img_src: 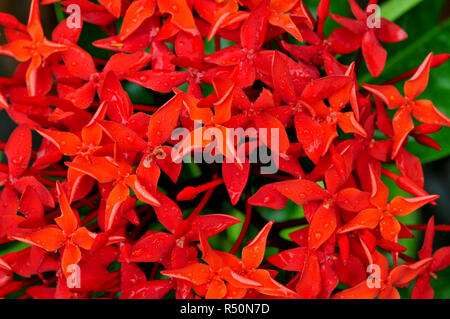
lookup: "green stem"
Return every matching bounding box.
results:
[54,3,65,23]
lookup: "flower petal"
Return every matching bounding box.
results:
[362,30,387,78]
[274,180,328,206]
[161,263,212,285]
[240,0,270,51]
[55,181,79,235]
[404,53,433,100]
[129,231,175,262]
[5,125,32,178]
[11,226,65,251]
[242,221,273,270]
[392,108,414,159]
[308,203,336,250]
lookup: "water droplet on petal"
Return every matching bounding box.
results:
[12,156,23,164]
[263,195,274,204]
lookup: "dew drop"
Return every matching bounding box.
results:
[263,195,274,204]
[12,156,23,164]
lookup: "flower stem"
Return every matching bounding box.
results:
[407,224,450,231]
[194,178,224,194]
[229,190,252,255]
[133,104,159,113]
[34,176,55,188]
[251,169,292,181]
[354,49,363,72]
[215,36,221,51]
[32,169,68,177]
[399,253,417,263]
[381,168,436,205]
[149,263,160,281]
[186,187,215,222]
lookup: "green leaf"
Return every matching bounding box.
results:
[432,267,450,299]
[177,82,188,93]
[124,81,155,105]
[0,242,31,257]
[380,0,424,21]
[204,38,215,55]
[78,23,111,60]
[225,208,245,244]
[324,0,352,37]
[255,199,304,223]
[177,162,202,183]
[220,38,236,49]
[53,3,65,23]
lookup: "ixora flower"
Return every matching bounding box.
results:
[0,0,448,300]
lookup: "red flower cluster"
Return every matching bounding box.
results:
[0,0,449,299]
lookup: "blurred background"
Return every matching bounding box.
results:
[0,0,449,297]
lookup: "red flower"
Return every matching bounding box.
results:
[162,221,297,299]
[11,182,98,280]
[67,154,160,231]
[0,0,66,95]
[363,53,450,159]
[61,49,150,109]
[411,217,450,299]
[337,165,437,264]
[203,0,273,89]
[332,250,431,299]
[328,0,407,77]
